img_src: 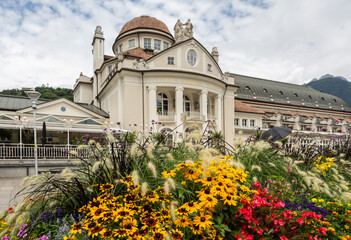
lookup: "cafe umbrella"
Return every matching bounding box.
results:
[261,126,292,142]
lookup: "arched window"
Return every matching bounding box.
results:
[244,86,251,90]
[183,95,191,114]
[157,93,169,115]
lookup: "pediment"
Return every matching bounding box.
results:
[18,98,103,118]
[146,38,223,79]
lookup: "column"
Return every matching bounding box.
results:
[175,86,184,140]
[117,77,123,127]
[215,94,222,131]
[148,86,157,125]
[200,90,208,132]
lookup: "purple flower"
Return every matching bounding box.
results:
[37,235,49,240]
[76,141,80,144]
[116,121,121,125]
[1,237,10,240]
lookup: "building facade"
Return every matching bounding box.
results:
[1,15,351,151]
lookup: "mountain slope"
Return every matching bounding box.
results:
[305,75,351,107]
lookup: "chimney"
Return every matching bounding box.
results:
[211,47,219,62]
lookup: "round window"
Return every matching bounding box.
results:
[61,106,66,112]
[187,49,197,66]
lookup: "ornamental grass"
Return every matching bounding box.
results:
[0,128,350,239]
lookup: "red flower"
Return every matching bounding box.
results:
[295,217,304,225]
[319,227,327,235]
[280,236,288,240]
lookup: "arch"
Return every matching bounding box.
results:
[157,92,169,115]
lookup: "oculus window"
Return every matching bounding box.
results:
[187,49,197,66]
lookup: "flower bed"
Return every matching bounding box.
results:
[0,129,350,239]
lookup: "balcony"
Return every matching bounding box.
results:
[157,111,175,122]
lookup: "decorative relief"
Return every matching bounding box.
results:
[133,59,149,70]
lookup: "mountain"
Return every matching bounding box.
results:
[305,74,351,107]
[0,85,73,101]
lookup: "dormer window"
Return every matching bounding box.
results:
[263,88,268,93]
[154,39,161,50]
[294,93,298,97]
[308,95,312,99]
[129,39,135,48]
[207,64,212,72]
[163,42,169,49]
[279,91,284,95]
[244,86,251,91]
[321,97,325,101]
[144,38,151,49]
[333,99,337,102]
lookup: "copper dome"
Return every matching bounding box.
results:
[119,16,172,36]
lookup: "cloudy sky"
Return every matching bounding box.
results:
[0,0,350,90]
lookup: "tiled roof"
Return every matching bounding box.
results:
[123,48,155,60]
[0,95,49,110]
[76,103,109,118]
[235,100,264,114]
[233,73,351,112]
[119,16,172,35]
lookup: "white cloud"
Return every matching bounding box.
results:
[0,0,350,91]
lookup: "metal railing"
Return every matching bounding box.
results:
[0,144,89,160]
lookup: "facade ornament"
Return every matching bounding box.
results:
[133,59,149,70]
[174,19,193,42]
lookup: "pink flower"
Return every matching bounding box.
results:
[319,227,327,235]
[280,236,288,240]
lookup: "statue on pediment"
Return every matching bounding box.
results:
[174,19,193,42]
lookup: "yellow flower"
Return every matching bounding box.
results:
[311,198,317,203]
[181,181,186,186]
[193,212,213,230]
[162,170,176,178]
[174,215,190,228]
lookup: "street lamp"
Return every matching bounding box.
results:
[26,90,41,175]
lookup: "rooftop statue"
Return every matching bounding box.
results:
[174,19,193,42]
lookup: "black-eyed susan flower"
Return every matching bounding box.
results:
[70,222,82,234]
[174,215,190,228]
[184,169,199,180]
[152,230,166,240]
[121,218,138,234]
[190,223,203,235]
[99,183,114,192]
[194,212,213,230]
[144,216,158,227]
[113,229,128,238]
[101,229,113,238]
[161,170,176,178]
[200,195,218,209]
[171,229,183,239]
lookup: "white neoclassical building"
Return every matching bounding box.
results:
[1,15,351,152]
[73,16,237,142]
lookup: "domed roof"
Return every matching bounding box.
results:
[119,16,172,36]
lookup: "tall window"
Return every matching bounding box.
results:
[157,93,168,115]
[234,118,239,126]
[163,42,169,49]
[119,44,123,53]
[108,65,112,73]
[184,95,191,114]
[242,119,247,127]
[129,39,135,48]
[154,39,161,50]
[144,38,151,49]
[250,119,255,127]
